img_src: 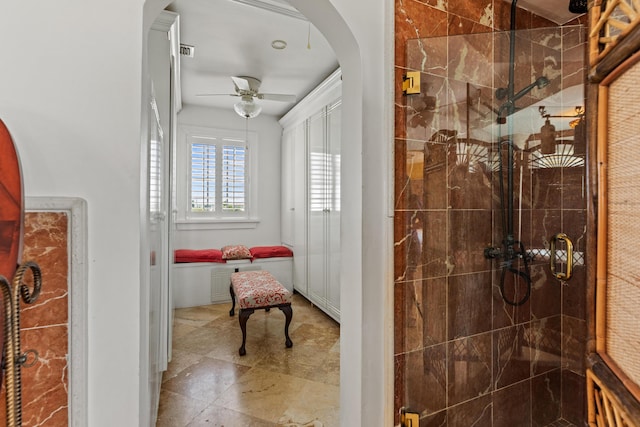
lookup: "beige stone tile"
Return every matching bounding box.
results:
[186,403,277,426]
[160,293,340,425]
[162,357,251,402]
[173,322,201,340]
[173,326,221,355]
[212,368,312,422]
[156,389,210,427]
[279,380,340,427]
[162,349,205,383]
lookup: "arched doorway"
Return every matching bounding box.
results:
[141,0,366,425]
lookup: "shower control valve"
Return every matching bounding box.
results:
[484,246,503,260]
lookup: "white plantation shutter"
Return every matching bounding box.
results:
[185,131,250,219]
[221,144,245,212]
[190,142,216,212]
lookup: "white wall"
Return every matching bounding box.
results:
[174,105,283,250]
[0,0,391,425]
[0,1,144,425]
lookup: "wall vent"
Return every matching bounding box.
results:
[179,44,195,58]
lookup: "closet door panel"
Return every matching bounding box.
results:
[307,110,327,304]
[326,101,341,313]
[292,121,308,295]
[281,128,295,247]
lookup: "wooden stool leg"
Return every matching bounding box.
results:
[229,285,236,317]
[238,308,254,356]
[279,304,293,348]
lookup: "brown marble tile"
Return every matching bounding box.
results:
[448,272,493,339]
[562,166,586,210]
[406,36,448,76]
[530,26,562,50]
[530,316,562,375]
[397,277,447,353]
[448,210,493,275]
[396,0,448,68]
[448,161,493,210]
[448,13,493,37]
[530,263,562,319]
[532,168,562,209]
[422,210,448,278]
[448,333,492,405]
[493,265,532,328]
[447,394,492,427]
[531,370,562,427]
[492,379,531,426]
[0,211,71,426]
[448,31,494,88]
[423,139,448,209]
[531,44,562,102]
[530,208,561,248]
[397,344,447,415]
[493,325,531,389]
[21,212,69,329]
[563,44,586,89]
[421,409,448,426]
[562,265,586,320]
[561,369,586,425]
[448,0,493,27]
[406,74,449,141]
[561,315,585,374]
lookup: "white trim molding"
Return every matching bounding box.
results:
[25,197,88,427]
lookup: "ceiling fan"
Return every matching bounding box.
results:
[197,76,297,118]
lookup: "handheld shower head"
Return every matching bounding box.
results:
[535,76,550,89]
[512,76,549,103]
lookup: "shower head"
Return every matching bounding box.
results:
[569,0,587,14]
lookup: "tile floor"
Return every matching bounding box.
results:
[156,293,340,427]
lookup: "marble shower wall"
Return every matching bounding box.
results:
[394,1,587,425]
[0,212,69,426]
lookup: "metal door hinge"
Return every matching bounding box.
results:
[400,407,420,427]
[402,71,421,95]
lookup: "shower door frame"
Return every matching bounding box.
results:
[588,0,640,421]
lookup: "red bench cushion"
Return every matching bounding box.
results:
[249,245,293,259]
[174,249,225,263]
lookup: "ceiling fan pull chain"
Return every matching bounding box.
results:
[307,22,311,50]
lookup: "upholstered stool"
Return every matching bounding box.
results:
[229,270,293,356]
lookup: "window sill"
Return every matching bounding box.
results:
[175,218,260,230]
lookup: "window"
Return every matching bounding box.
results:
[177,126,258,227]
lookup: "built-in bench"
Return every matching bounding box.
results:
[229,270,293,356]
[172,245,293,308]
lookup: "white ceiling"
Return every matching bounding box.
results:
[165,0,585,119]
[165,0,339,118]
[511,0,586,25]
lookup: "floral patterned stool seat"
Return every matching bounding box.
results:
[229,270,293,356]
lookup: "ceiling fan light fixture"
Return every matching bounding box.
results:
[234,96,262,118]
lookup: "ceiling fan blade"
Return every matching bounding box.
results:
[256,93,297,102]
[195,93,239,97]
[231,76,252,92]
